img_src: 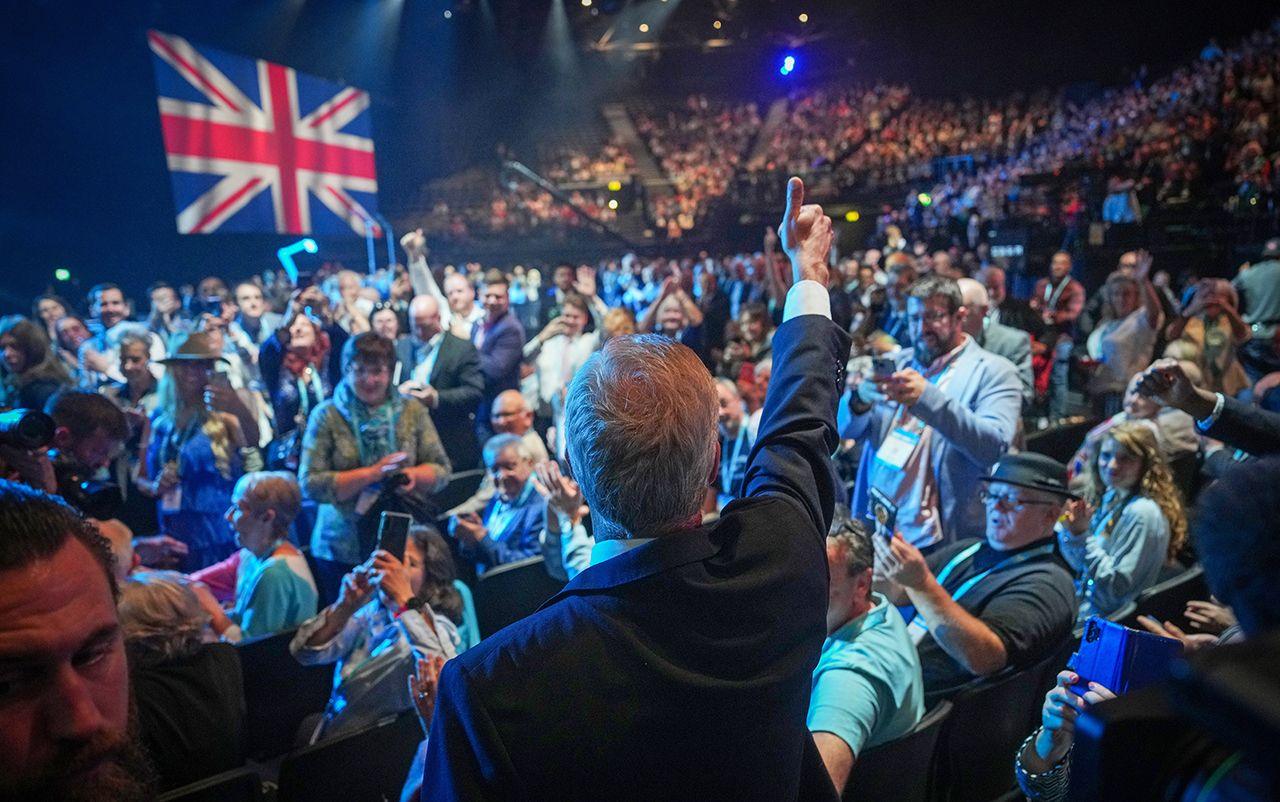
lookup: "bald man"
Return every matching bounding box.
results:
[447,390,550,517]
[958,278,1034,405]
[397,294,485,473]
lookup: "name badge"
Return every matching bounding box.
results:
[875,427,921,470]
[160,486,182,513]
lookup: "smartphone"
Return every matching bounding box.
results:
[868,487,898,541]
[1067,617,1182,698]
[376,511,413,562]
[872,356,896,381]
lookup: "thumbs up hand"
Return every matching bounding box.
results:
[778,177,832,286]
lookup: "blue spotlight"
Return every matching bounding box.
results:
[779,53,797,76]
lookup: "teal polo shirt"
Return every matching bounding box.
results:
[808,592,925,756]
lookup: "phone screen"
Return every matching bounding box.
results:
[376,511,413,561]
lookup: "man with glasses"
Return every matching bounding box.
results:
[844,274,1021,550]
[875,452,1076,699]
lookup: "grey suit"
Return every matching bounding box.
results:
[979,321,1034,405]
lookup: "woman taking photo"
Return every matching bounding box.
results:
[138,332,248,571]
[299,332,450,600]
[1058,421,1187,622]
[289,525,466,742]
[259,293,346,469]
[0,316,73,410]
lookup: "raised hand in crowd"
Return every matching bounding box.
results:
[1134,358,1217,419]
[370,548,415,610]
[778,176,831,285]
[533,459,585,526]
[408,654,446,737]
[574,265,597,298]
[400,228,428,261]
[1062,497,1094,537]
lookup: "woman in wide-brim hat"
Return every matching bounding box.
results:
[137,332,247,572]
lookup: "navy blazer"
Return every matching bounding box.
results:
[1208,395,1280,456]
[422,314,851,801]
[472,311,526,412]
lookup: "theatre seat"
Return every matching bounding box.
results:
[842,701,953,802]
[473,554,566,638]
[934,646,1067,802]
[1120,565,1209,631]
[275,711,422,802]
[156,767,261,802]
[236,628,334,760]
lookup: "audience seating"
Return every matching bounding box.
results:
[236,628,334,760]
[156,767,262,802]
[842,701,953,802]
[275,711,422,802]
[1120,566,1209,631]
[933,647,1069,802]
[473,554,566,638]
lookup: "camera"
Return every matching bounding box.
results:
[0,409,56,450]
[53,461,123,520]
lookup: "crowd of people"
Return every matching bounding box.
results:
[5,36,1280,799]
[407,20,1278,251]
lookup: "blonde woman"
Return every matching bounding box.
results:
[1058,421,1187,621]
[138,333,247,571]
[119,571,245,791]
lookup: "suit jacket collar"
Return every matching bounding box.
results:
[539,501,767,606]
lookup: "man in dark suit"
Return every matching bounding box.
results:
[471,270,526,441]
[423,178,849,800]
[397,294,484,474]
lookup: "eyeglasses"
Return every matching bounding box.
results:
[979,490,1059,512]
[906,311,953,325]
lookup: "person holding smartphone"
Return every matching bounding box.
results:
[290,525,464,743]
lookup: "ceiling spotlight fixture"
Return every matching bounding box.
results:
[443,9,452,18]
[798,12,809,23]
[639,23,650,33]
[713,20,722,29]
[581,0,591,6]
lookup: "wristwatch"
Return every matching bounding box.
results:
[395,596,426,619]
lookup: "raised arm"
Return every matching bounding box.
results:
[742,177,850,538]
[402,228,454,330]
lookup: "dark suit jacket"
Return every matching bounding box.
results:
[473,312,526,406]
[1207,396,1280,456]
[396,333,485,471]
[422,314,850,801]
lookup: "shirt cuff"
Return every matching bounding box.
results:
[1194,392,1225,432]
[783,280,832,322]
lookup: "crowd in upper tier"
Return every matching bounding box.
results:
[411,20,1278,245]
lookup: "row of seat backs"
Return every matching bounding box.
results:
[158,711,422,802]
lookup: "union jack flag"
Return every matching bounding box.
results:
[148,30,380,237]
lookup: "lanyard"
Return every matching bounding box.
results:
[908,541,1057,630]
[295,367,323,425]
[721,421,749,490]
[1044,277,1071,310]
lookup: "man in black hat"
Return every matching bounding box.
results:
[875,451,1076,699]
